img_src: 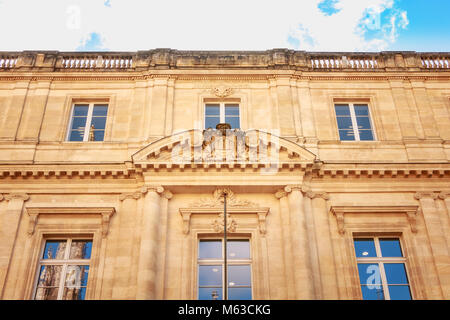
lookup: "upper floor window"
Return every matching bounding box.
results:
[205,103,240,129]
[353,237,412,300]
[335,103,375,141]
[67,103,108,141]
[198,239,252,300]
[34,238,92,300]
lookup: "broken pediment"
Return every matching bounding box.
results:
[132,129,317,171]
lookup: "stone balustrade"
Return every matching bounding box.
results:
[0,49,448,71]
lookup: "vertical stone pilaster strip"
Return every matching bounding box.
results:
[136,185,164,299]
[310,192,339,299]
[415,192,450,299]
[155,190,173,299]
[303,190,322,299]
[275,189,296,299]
[0,193,29,298]
[112,192,141,299]
[285,185,314,299]
[437,193,450,255]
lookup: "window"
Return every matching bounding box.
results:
[335,103,375,141]
[198,239,252,300]
[67,103,108,141]
[34,238,92,300]
[353,237,412,300]
[205,103,240,129]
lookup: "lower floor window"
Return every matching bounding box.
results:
[198,239,252,300]
[34,238,92,300]
[353,237,412,300]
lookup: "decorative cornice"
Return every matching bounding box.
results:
[5,193,29,202]
[26,207,116,237]
[414,192,439,200]
[330,205,420,235]
[179,206,269,235]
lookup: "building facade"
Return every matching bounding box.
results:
[0,49,449,300]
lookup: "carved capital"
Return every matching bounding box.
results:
[0,194,3,201]
[438,192,450,200]
[162,190,173,200]
[284,184,302,193]
[275,189,288,199]
[306,191,330,200]
[119,191,142,201]
[141,185,164,195]
[5,193,29,202]
[414,192,438,200]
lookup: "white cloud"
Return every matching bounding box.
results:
[0,0,408,52]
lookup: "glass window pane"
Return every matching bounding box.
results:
[205,117,220,129]
[336,116,353,130]
[69,130,84,141]
[70,117,87,131]
[228,265,251,287]
[205,105,220,115]
[384,263,409,284]
[227,240,250,259]
[339,129,355,141]
[199,287,222,300]
[354,105,369,116]
[73,105,89,116]
[90,116,107,130]
[379,239,403,257]
[43,241,67,259]
[93,130,105,141]
[388,285,411,300]
[70,240,92,259]
[335,105,350,116]
[225,105,239,116]
[35,287,59,300]
[361,285,385,300]
[357,264,382,287]
[37,265,63,287]
[228,287,252,300]
[65,265,90,287]
[198,265,222,286]
[93,105,108,116]
[356,116,372,130]
[225,116,240,129]
[354,239,377,257]
[63,287,87,300]
[358,130,374,141]
[199,240,222,259]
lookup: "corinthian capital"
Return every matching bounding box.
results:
[275,189,288,199]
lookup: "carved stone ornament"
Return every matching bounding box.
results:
[212,86,234,98]
[211,213,237,233]
[191,187,255,208]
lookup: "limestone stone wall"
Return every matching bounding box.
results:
[0,50,449,300]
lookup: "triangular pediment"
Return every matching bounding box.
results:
[132,129,316,170]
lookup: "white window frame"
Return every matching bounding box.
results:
[197,238,252,300]
[66,103,108,142]
[354,236,411,300]
[204,103,240,129]
[336,103,376,141]
[33,237,92,300]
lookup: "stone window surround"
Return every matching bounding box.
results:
[23,206,115,300]
[60,95,116,143]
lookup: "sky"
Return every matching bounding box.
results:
[0,0,449,52]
